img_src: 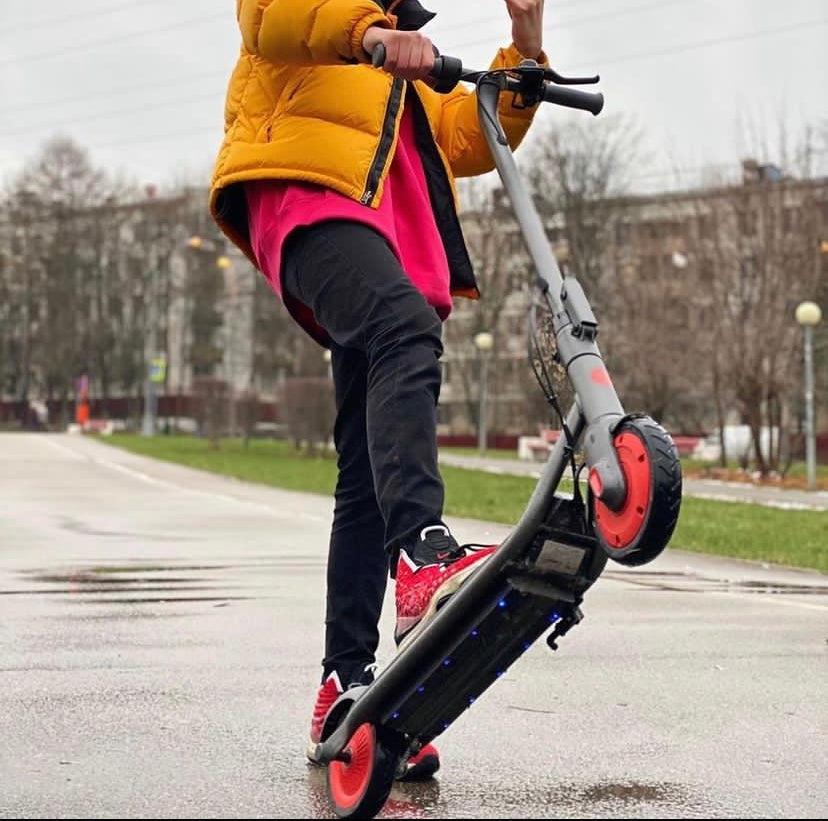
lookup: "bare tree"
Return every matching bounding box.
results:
[0,186,42,422]
[523,112,647,310]
[447,114,653,437]
[524,113,670,430]
[279,376,335,455]
[458,114,655,434]
[697,156,826,475]
[603,196,715,432]
[449,177,535,432]
[193,376,230,449]
[1,138,128,423]
[253,289,328,386]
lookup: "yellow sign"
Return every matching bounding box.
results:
[150,358,167,383]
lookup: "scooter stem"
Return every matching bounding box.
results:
[475,77,628,510]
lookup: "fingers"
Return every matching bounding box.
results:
[504,0,544,14]
[504,0,544,58]
[368,29,435,81]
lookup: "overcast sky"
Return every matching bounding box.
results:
[1,0,825,194]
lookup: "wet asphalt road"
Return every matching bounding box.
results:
[1,432,826,819]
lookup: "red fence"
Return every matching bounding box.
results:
[0,395,279,427]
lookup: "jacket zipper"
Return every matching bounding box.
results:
[407,89,478,298]
[360,77,405,205]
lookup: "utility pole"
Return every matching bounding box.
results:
[17,191,35,425]
[142,263,159,437]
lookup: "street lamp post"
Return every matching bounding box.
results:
[474,331,494,455]
[220,254,239,436]
[795,300,823,491]
[188,235,238,434]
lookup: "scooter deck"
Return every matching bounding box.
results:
[383,572,584,743]
[315,493,606,763]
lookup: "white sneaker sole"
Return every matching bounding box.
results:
[306,739,321,763]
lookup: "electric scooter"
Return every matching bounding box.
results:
[312,47,683,819]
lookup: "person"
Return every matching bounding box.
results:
[30,398,49,431]
[210,0,548,780]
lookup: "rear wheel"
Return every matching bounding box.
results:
[327,723,401,819]
[591,416,682,567]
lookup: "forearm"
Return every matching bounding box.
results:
[434,44,548,178]
[238,0,391,65]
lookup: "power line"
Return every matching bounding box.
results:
[442,0,694,42]
[0,11,228,66]
[0,0,671,93]
[3,71,224,116]
[578,17,827,71]
[1,0,615,40]
[443,15,827,58]
[0,0,172,38]
[3,2,820,112]
[5,5,820,131]
[0,0,614,62]
[1,93,222,138]
[3,18,825,150]
[91,125,223,151]
[430,0,643,36]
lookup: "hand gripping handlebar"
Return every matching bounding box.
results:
[371,43,604,116]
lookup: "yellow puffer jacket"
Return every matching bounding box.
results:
[210,0,545,298]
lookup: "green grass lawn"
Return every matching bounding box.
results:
[100,434,827,574]
[445,448,828,485]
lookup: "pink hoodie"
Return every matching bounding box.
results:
[245,104,453,342]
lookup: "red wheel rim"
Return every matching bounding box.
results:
[329,723,374,810]
[594,431,652,550]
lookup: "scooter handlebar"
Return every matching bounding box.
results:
[372,43,603,115]
[371,43,461,93]
[542,83,604,116]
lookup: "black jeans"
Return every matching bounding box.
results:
[282,220,449,684]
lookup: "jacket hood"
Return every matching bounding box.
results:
[383,0,436,30]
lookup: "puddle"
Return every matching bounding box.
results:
[3,556,323,604]
[604,569,828,596]
[575,780,686,804]
[2,564,249,606]
[305,766,442,819]
[68,595,249,605]
[304,768,707,819]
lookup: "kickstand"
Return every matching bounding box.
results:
[545,605,584,651]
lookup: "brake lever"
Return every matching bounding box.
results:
[544,68,600,85]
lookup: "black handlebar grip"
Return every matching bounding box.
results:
[543,84,604,116]
[372,43,387,68]
[430,54,463,93]
[371,43,462,93]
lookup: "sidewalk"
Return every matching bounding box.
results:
[438,453,828,512]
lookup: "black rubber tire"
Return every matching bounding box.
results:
[591,415,682,567]
[327,723,401,819]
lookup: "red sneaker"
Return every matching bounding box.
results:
[306,669,440,780]
[395,525,496,647]
[307,671,345,756]
[396,742,440,781]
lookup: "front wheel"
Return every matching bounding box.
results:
[327,723,401,819]
[591,416,682,567]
